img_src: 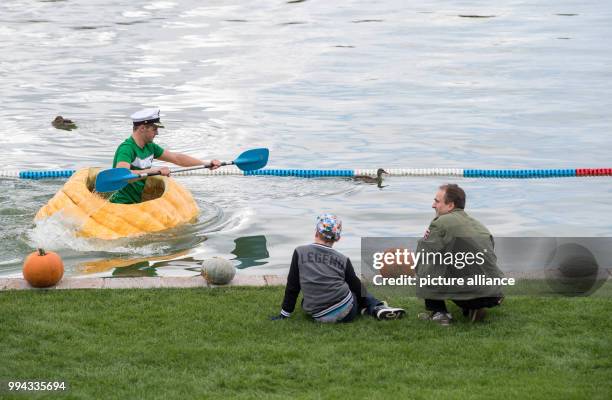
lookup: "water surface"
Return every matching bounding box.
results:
[1,0,611,277]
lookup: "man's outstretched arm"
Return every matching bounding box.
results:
[158,150,220,169]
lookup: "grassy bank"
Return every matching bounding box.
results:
[1,287,610,399]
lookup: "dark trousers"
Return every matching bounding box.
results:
[340,293,383,323]
[425,297,503,314]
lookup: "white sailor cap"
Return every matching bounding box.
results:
[130,107,165,128]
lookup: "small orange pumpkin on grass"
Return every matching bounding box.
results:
[23,248,64,288]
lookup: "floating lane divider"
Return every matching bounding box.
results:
[0,170,77,180]
[2,168,611,180]
[244,169,355,177]
[177,167,612,178]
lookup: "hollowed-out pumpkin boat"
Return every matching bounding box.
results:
[35,168,199,240]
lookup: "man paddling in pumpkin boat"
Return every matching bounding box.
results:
[271,214,406,323]
[109,108,221,204]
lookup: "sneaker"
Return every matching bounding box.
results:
[418,311,452,326]
[373,305,406,320]
[468,308,487,323]
[362,301,388,316]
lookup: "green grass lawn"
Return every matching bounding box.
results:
[0,287,610,399]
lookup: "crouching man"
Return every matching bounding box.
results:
[271,214,405,323]
[416,184,504,326]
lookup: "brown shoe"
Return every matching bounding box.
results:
[469,308,487,323]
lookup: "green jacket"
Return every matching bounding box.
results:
[415,209,504,300]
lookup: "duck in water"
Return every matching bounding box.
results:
[52,116,77,131]
[354,168,388,188]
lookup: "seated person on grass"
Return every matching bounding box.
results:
[271,214,405,323]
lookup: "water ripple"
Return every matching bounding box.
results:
[0,0,610,276]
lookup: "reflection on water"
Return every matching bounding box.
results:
[231,235,270,269]
[78,250,191,274]
[111,261,156,277]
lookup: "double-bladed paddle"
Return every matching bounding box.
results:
[95,148,269,193]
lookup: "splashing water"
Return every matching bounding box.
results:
[28,212,172,255]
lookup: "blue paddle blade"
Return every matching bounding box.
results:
[95,168,140,192]
[234,148,269,171]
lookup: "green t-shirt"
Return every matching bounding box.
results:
[109,137,164,204]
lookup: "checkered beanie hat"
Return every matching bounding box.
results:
[316,213,342,241]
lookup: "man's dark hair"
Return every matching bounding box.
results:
[440,184,466,209]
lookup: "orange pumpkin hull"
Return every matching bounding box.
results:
[35,168,200,240]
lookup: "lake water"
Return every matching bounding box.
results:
[1,0,611,278]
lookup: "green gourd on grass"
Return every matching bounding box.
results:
[201,257,236,285]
